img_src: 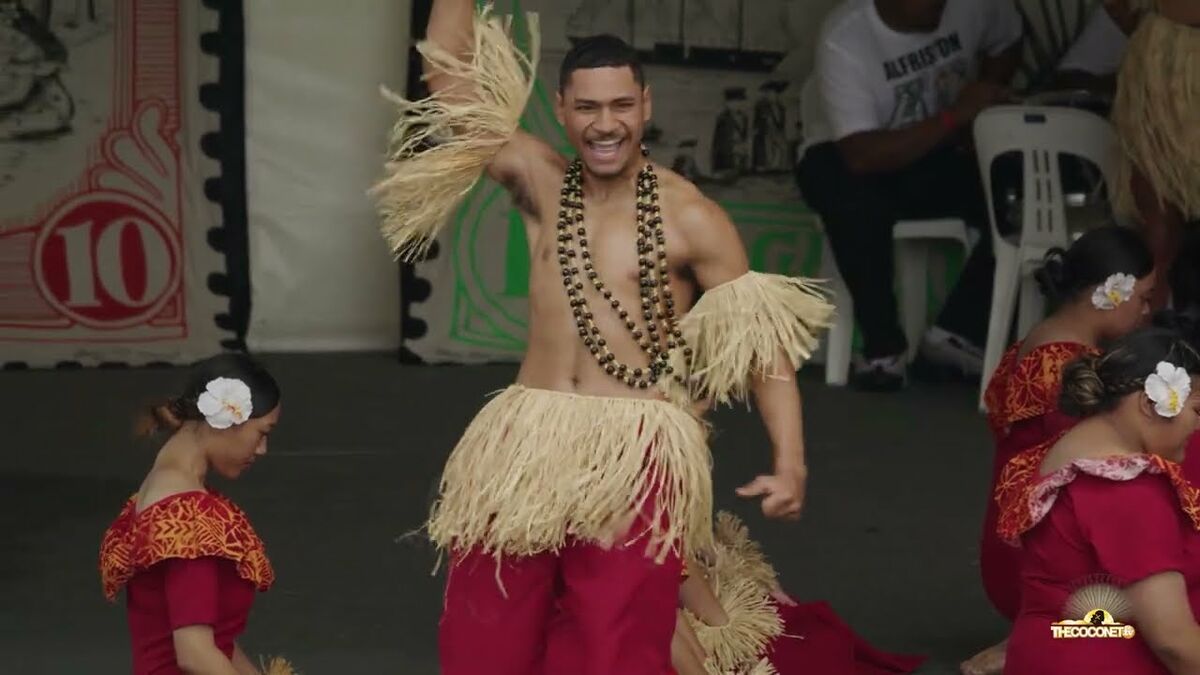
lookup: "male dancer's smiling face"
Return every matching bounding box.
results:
[556,65,651,179]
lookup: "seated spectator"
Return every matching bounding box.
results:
[796,0,1022,391]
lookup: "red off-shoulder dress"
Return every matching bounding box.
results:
[980,341,1095,619]
[997,448,1200,675]
[99,490,274,675]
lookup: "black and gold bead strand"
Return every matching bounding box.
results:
[555,159,690,389]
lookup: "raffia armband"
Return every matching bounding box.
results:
[662,272,834,407]
[371,7,540,260]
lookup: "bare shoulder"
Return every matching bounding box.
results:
[657,166,740,247]
[657,166,749,285]
[1044,420,1129,474]
[136,467,203,513]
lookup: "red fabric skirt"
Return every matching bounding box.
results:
[667,600,926,675]
[766,601,926,675]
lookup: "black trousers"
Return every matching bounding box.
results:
[796,142,994,359]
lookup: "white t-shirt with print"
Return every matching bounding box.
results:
[800,0,1023,155]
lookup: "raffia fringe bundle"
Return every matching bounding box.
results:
[426,385,713,563]
[663,272,834,408]
[1112,11,1200,220]
[370,6,540,261]
[260,656,297,675]
[686,512,785,675]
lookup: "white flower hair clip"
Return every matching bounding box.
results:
[1144,362,1191,418]
[1091,273,1136,311]
[196,377,253,429]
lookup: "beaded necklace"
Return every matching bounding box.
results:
[555,158,692,389]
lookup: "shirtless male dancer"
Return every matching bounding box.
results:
[372,2,834,673]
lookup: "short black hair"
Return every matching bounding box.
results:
[559,34,644,92]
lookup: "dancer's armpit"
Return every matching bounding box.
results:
[488,131,566,220]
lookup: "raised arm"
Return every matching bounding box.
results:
[423,0,560,218]
[423,0,479,96]
[373,0,557,258]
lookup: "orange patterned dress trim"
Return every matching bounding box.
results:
[984,342,1096,438]
[996,442,1200,546]
[99,490,274,601]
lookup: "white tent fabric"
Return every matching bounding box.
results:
[245,0,409,352]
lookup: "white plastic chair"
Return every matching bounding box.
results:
[803,75,972,385]
[972,105,1119,408]
[822,218,970,386]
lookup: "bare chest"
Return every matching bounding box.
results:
[530,199,689,307]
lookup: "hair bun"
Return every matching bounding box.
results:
[134,398,185,437]
[1059,353,1106,417]
[1035,248,1070,303]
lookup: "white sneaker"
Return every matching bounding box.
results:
[852,353,907,392]
[920,326,984,377]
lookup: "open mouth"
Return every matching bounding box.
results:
[587,138,624,161]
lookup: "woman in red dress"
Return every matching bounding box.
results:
[996,326,1200,674]
[99,354,291,675]
[964,226,1155,675]
[670,513,926,675]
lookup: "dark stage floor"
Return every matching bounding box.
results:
[1,355,1003,674]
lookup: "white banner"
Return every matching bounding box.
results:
[244,0,409,353]
[0,0,229,366]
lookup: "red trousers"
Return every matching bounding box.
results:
[439,526,682,674]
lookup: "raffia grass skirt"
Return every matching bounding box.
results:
[426,385,713,563]
[1112,12,1200,220]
